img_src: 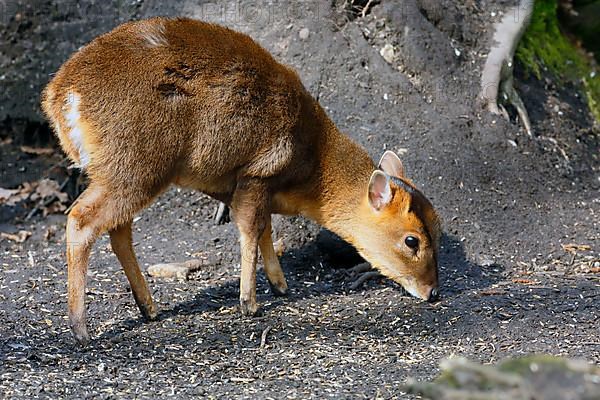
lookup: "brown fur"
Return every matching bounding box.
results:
[42,17,441,345]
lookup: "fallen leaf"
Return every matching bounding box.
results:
[22,181,36,191]
[44,225,58,241]
[0,230,32,243]
[0,187,19,202]
[0,182,37,206]
[33,179,68,203]
[20,145,54,156]
[43,201,67,216]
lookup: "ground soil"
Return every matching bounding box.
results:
[0,0,598,399]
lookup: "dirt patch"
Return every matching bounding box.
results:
[0,0,598,398]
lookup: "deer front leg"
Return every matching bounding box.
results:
[231,180,268,316]
[109,221,157,321]
[238,231,260,315]
[259,218,288,296]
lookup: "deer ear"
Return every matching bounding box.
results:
[378,150,404,178]
[368,171,392,211]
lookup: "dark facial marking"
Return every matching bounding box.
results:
[390,176,435,247]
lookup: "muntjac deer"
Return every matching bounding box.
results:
[42,17,441,345]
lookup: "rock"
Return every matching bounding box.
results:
[404,355,600,400]
[379,43,395,64]
[299,28,310,40]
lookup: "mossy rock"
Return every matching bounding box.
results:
[560,0,600,63]
[404,355,600,400]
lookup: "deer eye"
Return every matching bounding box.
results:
[405,235,419,249]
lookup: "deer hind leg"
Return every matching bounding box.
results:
[66,183,156,345]
[259,218,288,296]
[109,221,157,321]
[66,185,110,345]
[231,180,269,316]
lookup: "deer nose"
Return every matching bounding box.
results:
[427,287,439,303]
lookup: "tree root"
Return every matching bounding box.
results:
[480,0,534,136]
[346,262,383,290]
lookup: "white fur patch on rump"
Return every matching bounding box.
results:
[65,91,91,168]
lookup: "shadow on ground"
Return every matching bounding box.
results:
[80,231,505,345]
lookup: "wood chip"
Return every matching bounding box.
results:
[561,243,592,253]
[147,259,205,279]
[0,230,32,243]
[230,377,255,383]
[512,278,538,285]
[478,289,505,296]
[20,145,54,155]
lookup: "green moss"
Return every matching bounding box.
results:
[583,75,600,122]
[516,0,600,123]
[498,354,567,375]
